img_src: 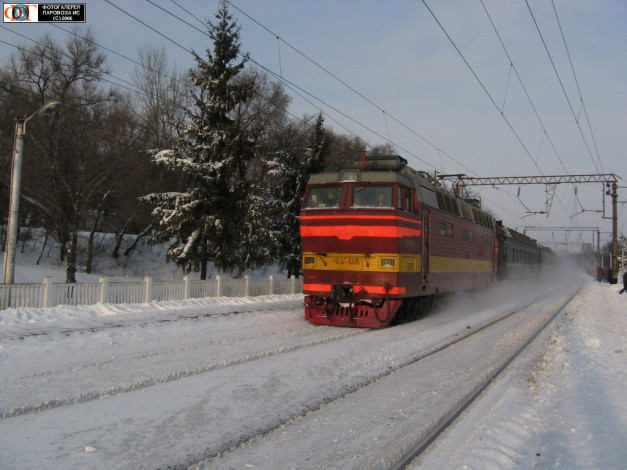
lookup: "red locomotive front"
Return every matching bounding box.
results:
[300,155,497,328]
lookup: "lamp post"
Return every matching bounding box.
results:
[2,100,61,284]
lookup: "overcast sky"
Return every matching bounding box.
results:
[1,0,626,249]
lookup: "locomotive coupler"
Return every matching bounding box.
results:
[331,284,354,303]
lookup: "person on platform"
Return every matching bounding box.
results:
[620,270,627,294]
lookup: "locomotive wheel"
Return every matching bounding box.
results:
[391,297,434,325]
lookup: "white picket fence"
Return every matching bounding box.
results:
[0,275,302,310]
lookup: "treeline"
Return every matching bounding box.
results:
[0,1,391,282]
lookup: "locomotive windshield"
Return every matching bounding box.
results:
[352,185,393,208]
[305,186,342,208]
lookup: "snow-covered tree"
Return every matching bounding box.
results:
[143,0,256,279]
[265,113,330,277]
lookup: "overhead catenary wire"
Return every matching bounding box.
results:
[421,0,544,177]
[2,1,614,232]
[477,0,574,221]
[139,0,440,171]
[2,11,354,146]
[0,3,547,226]
[224,0,474,175]
[422,0,585,225]
[524,0,602,174]
[224,4,553,227]
[479,0,569,175]
[101,0,422,165]
[550,0,604,173]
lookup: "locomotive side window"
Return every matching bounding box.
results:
[420,186,438,208]
[436,191,461,216]
[460,202,474,220]
[440,222,453,238]
[397,187,412,211]
[352,186,393,208]
[306,186,342,208]
[402,188,412,212]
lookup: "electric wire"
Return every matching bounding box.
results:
[2,13,350,147]
[551,0,604,173]
[479,0,569,175]
[151,0,579,227]
[2,2,615,235]
[422,0,580,225]
[478,0,572,222]
[225,0,474,175]
[0,4,551,227]
[100,0,410,163]
[524,0,601,173]
[143,0,440,170]
[421,0,544,177]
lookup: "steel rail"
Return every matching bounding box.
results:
[388,283,584,470]
[200,284,582,466]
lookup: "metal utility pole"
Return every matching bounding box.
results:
[3,100,61,284]
[610,181,618,282]
[446,173,620,284]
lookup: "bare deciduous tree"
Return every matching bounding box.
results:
[0,32,144,282]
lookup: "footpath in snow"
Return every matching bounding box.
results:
[415,279,627,469]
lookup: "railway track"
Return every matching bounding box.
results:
[391,283,584,470]
[199,282,583,469]
[0,306,364,419]
[0,282,582,469]
[0,298,304,341]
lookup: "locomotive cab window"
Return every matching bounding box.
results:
[352,185,393,208]
[305,186,342,208]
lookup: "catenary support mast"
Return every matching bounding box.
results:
[446,174,619,284]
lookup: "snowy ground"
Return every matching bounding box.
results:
[0,276,624,468]
[0,246,625,468]
[413,278,627,469]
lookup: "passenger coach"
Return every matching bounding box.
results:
[300,155,498,327]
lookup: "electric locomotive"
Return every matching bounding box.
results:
[300,155,498,327]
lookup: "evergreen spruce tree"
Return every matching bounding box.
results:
[143,0,256,279]
[266,113,330,277]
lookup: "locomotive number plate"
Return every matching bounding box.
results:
[332,257,361,266]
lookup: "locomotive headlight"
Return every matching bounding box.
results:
[380,257,397,268]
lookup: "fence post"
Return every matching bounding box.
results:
[290,275,296,294]
[244,275,250,297]
[0,284,7,310]
[144,276,152,303]
[42,276,52,308]
[269,275,274,295]
[216,275,221,297]
[183,275,190,300]
[99,276,108,304]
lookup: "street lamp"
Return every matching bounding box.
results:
[2,100,61,284]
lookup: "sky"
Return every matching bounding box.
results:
[1,0,626,250]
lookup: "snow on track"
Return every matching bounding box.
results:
[3,277,623,469]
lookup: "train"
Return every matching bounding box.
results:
[299,155,548,328]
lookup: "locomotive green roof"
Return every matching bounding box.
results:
[307,155,436,190]
[306,155,496,229]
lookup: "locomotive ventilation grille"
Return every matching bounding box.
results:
[327,305,371,318]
